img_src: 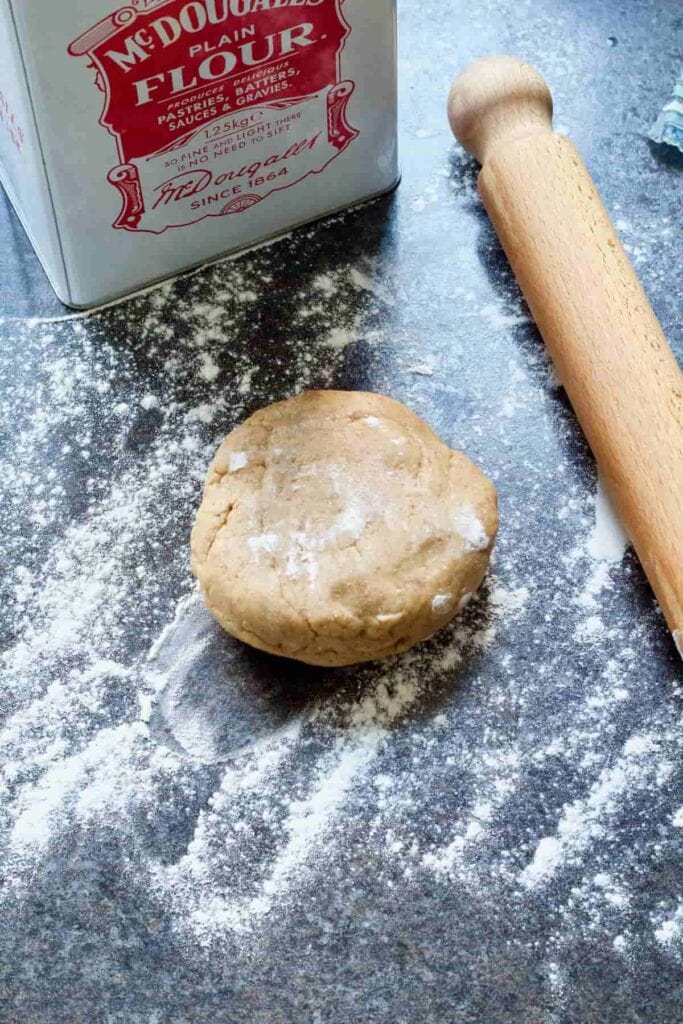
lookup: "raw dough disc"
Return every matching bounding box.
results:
[191,390,498,667]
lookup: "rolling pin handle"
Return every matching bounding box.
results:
[448,56,554,164]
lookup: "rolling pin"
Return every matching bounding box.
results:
[447,56,683,656]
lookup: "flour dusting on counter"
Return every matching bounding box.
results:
[0,202,681,995]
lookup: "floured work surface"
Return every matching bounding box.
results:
[0,1,682,1021]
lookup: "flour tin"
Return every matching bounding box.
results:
[0,0,397,307]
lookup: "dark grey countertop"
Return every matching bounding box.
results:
[1,2,682,1022]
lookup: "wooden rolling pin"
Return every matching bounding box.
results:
[448,56,683,656]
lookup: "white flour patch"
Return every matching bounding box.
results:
[181,730,382,936]
[410,182,439,212]
[574,614,606,642]
[238,366,256,395]
[521,733,666,889]
[568,474,633,645]
[479,304,530,331]
[654,906,683,947]
[312,273,336,297]
[407,362,434,377]
[499,361,533,419]
[229,452,249,473]
[488,585,530,616]
[198,352,221,382]
[576,561,612,610]
[326,327,356,350]
[248,533,280,554]
[453,505,489,552]
[588,477,628,563]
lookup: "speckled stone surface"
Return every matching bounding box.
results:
[1,2,682,1023]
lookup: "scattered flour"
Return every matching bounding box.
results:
[574,614,606,642]
[407,362,434,377]
[312,273,336,297]
[479,304,531,331]
[237,366,256,395]
[571,474,632,643]
[326,327,356,350]
[588,476,629,563]
[0,228,679,976]
[198,351,221,383]
[654,906,683,947]
[521,733,666,888]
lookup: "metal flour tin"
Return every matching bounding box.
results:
[0,0,398,307]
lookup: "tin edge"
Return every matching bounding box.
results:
[6,0,74,305]
[0,172,72,305]
[61,173,402,311]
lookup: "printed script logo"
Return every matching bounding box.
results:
[68,0,358,233]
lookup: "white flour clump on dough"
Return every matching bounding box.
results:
[453,504,489,552]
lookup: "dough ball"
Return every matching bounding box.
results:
[191,391,498,667]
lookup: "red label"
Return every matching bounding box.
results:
[68,0,358,233]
